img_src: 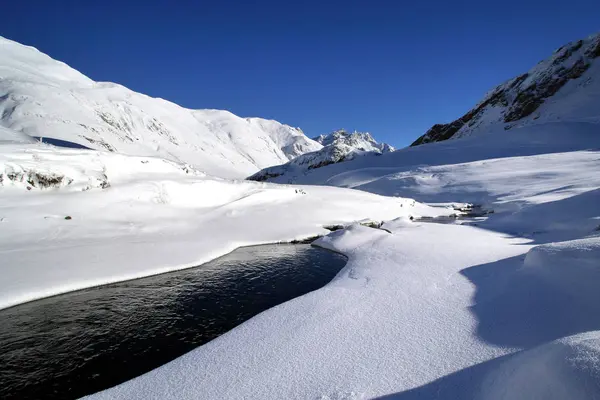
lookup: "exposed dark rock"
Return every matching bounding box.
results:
[81,135,116,152]
[289,235,322,244]
[585,40,600,58]
[248,171,283,182]
[411,33,599,146]
[307,159,337,170]
[504,58,590,122]
[27,172,64,189]
[410,78,517,146]
[553,40,583,65]
[323,224,345,231]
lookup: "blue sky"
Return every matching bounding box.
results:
[2,0,599,147]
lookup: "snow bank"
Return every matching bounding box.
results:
[480,331,600,400]
[523,235,600,304]
[86,118,600,399]
[88,220,530,400]
[0,143,446,310]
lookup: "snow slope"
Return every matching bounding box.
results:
[412,32,600,145]
[249,129,394,182]
[88,119,600,399]
[0,36,322,178]
[3,32,600,400]
[242,33,600,187]
[0,139,443,310]
[253,121,600,187]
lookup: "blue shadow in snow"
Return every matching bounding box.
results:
[34,137,92,150]
[374,250,600,399]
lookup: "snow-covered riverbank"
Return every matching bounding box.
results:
[2,127,600,399]
[86,136,600,399]
[0,142,445,310]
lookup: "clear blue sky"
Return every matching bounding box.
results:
[2,0,599,147]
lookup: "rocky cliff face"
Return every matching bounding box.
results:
[412,32,600,146]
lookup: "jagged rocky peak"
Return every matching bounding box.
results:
[412,32,600,146]
[248,129,394,182]
[312,129,395,153]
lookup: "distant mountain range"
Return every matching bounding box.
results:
[248,129,394,182]
[2,31,598,181]
[249,31,600,186]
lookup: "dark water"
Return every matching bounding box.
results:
[0,244,347,400]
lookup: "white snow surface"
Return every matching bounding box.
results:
[313,129,394,152]
[87,120,600,399]
[2,33,600,400]
[0,140,442,310]
[0,36,322,178]
[249,129,394,181]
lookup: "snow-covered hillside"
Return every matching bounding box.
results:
[248,129,394,181]
[0,135,440,310]
[412,32,600,145]
[251,33,600,187]
[0,37,321,178]
[247,121,600,186]
[3,30,600,400]
[88,119,600,399]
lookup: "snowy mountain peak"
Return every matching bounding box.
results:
[248,129,394,182]
[0,36,321,178]
[412,32,600,146]
[312,129,394,152]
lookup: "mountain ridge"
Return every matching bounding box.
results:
[411,32,600,146]
[0,36,322,178]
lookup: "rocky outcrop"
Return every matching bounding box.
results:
[412,32,600,146]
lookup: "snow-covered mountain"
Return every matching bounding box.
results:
[4,30,600,400]
[252,32,600,186]
[312,129,394,152]
[412,32,600,145]
[0,37,321,178]
[248,129,394,181]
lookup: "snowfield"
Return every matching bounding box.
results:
[1,122,599,399]
[1,33,600,400]
[0,140,444,310]
[83,120,600,399]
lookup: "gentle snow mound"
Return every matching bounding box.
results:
[481,331,600,400]
[0,141,444,310]
[523,236,600,303]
